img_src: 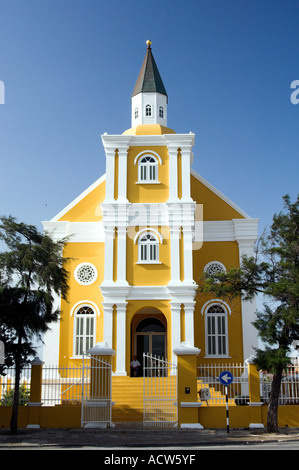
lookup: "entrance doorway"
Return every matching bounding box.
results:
[132,315,167,376]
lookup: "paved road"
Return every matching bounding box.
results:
[1,425,299,453]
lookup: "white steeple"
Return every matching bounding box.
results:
[131,40,168,128]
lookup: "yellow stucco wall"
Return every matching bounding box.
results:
[191,174,245,221]
[59,242,105,366]
[59,179,105,222]
[193,241,244,363]
[127,146,169,203]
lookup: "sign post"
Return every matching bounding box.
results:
[219,371,233,433]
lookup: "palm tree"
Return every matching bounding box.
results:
[0,216,69,434]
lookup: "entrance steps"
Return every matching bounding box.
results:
[111,376,236,423]
[111,375,177,422]
[197,379,236,406]
[112,376,144,422]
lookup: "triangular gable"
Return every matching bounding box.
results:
[191,169,250,220]
[51,174,106,222]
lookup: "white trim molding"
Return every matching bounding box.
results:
[70,301,100,317]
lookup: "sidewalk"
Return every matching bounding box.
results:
[1,423,299,448]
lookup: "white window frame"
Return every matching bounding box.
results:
[73,305,96,357]
[145,104,152,116]
[204,261,226,277]
[138,155,159,183]
[159,106,164,118]
[134,228,163,264]
[74,262,98,286]
[134,107,139,119]
[202,301,230,358]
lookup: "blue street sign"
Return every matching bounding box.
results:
[219,370,233,385]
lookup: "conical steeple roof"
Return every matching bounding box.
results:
[132,41,167,100]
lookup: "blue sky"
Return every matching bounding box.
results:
[0,0,298,234]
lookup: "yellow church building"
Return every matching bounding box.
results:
[42,41,259,376]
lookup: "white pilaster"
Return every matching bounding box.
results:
[182,225,194,284]
[117,145,129,203]
[117,224,128,285]
[103,147,116,203]
[180,145,193,202]
[167,145,179,203]
[233,219,259,360]
[184,301,196,346]
[103,302,114,349]
[103,226,115,285]
[169,227,181,284]
[170,302,181,367]
[115,302,127,375]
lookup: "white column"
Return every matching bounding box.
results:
[169,227,181,285]
[182,225,194,284]
[167,146,179,202]
[104,147,116,203]
[180,145,192,202]
[117,145,129,203]
[117,225,128,286]
[233,219,259,360]
[115,302,127,375]
[103,302,114,349]
[170,302,181,367]
[237,239,259,360]
[184,301,196,347]
[103,226,115,285]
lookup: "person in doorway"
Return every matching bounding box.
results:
[130,356,141,377]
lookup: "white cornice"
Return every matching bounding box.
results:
[42,221,105,243]
[42,218,258,243]
[101,132,195,148]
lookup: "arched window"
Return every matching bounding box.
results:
[138,155,158,182]
[205,304,228,357]
[159,106,164,118]
[74,305,96,356]
[138,232,159,263]
[134,108,139,119]
[145,104,152,117]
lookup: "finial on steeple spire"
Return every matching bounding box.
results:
[146,39,152,49]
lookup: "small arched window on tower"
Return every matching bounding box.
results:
[139,155,158,182]
[145,104,152,117]
[138,232,159,263]
[134,108,139,119]
[159,106,164,118]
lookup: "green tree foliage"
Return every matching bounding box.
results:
[0,216,69,434]
[198,195,299,433]
[0,385,30,406]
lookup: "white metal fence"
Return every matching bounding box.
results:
[260,362,299,405]
[0,366,31,405]
[41,364,84,406]
[81,353,113,428]
[143,354,177,427]
[197,363,250,405]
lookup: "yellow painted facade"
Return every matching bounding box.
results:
[42,43,259,377]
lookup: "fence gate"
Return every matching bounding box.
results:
[143,354,177,427]
[81,352,113,428]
